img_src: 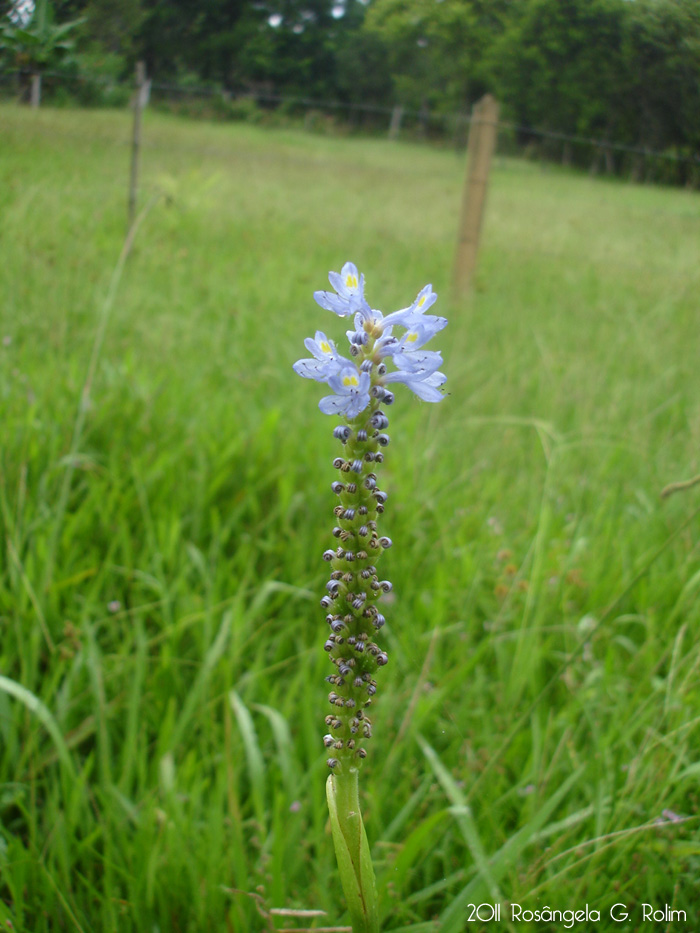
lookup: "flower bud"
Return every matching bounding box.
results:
[370,412,389,430]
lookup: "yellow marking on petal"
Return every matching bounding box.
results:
[345,274,358,289]
[320,341,331,353]
[407,332,419,343]
[343,375,359,387]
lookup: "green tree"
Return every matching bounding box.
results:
[82,0,143,60]
[365,0,512,112]
[0,0,83,104]
[235,0,342,98]
[487,0,626,139]
[620,0,700,155]
[335,28,393,109]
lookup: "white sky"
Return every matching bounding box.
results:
[10,0,35,26]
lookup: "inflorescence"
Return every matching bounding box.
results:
[294,262,448,773]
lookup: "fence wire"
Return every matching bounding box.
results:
[2,68,699,184]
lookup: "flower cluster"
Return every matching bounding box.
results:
[294,263,448,773]
[293,261,447,414]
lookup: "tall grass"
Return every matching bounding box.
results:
[1,104,700,931]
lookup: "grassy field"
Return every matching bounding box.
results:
[1,103,700,932]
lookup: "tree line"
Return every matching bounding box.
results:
[2,0,699,176]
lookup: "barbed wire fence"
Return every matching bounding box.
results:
[2,64,699,180]
[3,64,699,293]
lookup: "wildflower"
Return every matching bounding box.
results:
[381,283,447,332]
[293,330,343,381]
[384,366,447,402]
[297,262,447,411]
[293,261,448,933]
[318,364,371,417]
[377,321,445,362]
[314,261,371,319]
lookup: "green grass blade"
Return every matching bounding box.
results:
[0,674,75,779]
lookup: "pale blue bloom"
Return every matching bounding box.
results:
[319,364,371,417]
[381,284,447,332]
[297,262,448,408]
[392,348,443,375]
[305,330,340,362]
[383,344,446,402]
[377,321,444,360]
[314,262,371,318]
[293,331,345,381]
[384,367,447,402]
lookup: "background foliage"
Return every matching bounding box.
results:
[1,0,700,167]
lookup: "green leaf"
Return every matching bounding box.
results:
[0,674,75,779]
[326,770,380,933]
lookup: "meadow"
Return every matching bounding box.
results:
[1,104,700,931]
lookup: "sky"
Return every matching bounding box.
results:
[10,0,35,26]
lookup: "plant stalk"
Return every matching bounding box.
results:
[326,767,379,933]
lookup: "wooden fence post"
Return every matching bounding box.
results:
[30,72,42,108]
[452,94,499,298]
[128,61,147,231]
[388,105,404,140]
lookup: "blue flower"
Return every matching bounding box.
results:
[381,285,447,333]
[393,348,444,374]
[382,342,446,402]
[384,366,447,402]
[314,262,371,318]
[305,330,340,361]
[377,321,444,361]
[319,364,371,417]
[293,330,344,381]
[297,262,448,410]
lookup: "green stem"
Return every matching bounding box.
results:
[326,768,379,933]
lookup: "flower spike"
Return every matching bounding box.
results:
[293,262,448,933]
